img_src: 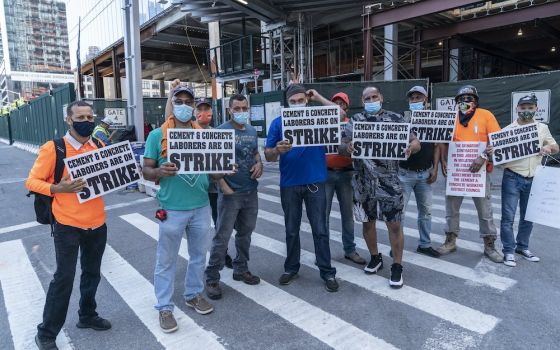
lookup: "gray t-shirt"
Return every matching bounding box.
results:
[217,121,259,192]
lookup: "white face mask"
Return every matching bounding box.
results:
[288,103,306,108]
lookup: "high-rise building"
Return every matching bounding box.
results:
[0,0,73,105]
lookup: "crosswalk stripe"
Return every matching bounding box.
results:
[121,213,400,350]
[0,240,73,350]
[101,244,225,349]
[0,197,156,236]
[256,209,515,291]
[249,232,500,335]
[257,192,486,253]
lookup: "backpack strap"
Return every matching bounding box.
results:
[91,137,105,149]
[53,138,66,184]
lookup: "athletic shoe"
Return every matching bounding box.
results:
[516,249,540,262]
[503,253,517,267]
[389,263,404,289]
[364,253,383,274]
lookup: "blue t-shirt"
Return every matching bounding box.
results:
[266,116,327,187]
[144,128,209,211]
[217,121,259,193]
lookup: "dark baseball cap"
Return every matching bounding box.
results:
[286,84,306,99]
[517,94,538,106]
[173,86,194,99]
[195,98,212,108]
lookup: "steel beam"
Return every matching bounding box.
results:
[218,0,283,23]
[112,47,122,98]
[421,1,560,41]
[363,0,481,29]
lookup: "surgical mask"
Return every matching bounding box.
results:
[196,111,212,125]
[288,103,306,108]
[233,111,249,125]
[409,102,424,111]
[458,102,474,114]
[518,110,536,120]
[72,120,95,137]
[364,101,381,114]
[173,104,193,122]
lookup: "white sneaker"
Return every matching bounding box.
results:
[516,249,540,262]
[503,254,516,267]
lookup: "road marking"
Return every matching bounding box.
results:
[0,197,155,236]
[0,240,73,349]
[121,213,399,350]
[0,177,27,185]
[256,207,515,291]
[101,243,225,349]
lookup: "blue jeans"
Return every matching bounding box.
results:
[280,183,336,281]
[325,170,356,255]
[206,191,258,283]
[154,206,211,311]
[500,169,534,255]
[398,168,433,248]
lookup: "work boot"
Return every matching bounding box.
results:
[436,232,457,255]
[483,237,503,263]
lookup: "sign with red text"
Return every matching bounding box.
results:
[446,142,486,197]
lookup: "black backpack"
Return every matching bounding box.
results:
[27,137,105,233]
[27,138,66,233]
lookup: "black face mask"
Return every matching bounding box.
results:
[72,120,96,137]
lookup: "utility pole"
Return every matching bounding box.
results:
[122,0,144,142]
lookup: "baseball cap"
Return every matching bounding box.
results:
[407,86,427,97]
[331,92,350,105]
[173,86,195,99]
[517,94,538,105]
[195,98,212,108]
[286,84,306,99]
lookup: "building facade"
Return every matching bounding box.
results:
[0,0,73,105]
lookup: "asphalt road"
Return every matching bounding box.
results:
[0,142,559,350]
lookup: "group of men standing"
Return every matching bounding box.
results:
[26,77,557,349]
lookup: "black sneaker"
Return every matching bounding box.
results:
[35,335,58,350]
[416,246,441,258]
[225,253,233,269]
[325,277,339,292]
[389,263,404,289]
[278,272,298,285]
[76,316,112,331]
[364,253,383,274]
[233,271,261,285]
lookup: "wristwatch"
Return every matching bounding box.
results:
[480,152,488,160]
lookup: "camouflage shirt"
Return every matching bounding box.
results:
[344,109,409,174]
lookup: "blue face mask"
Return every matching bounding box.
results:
[409,102,424,111]
[233,111,249,125]
[173,104,193,122]
[364,101,381,114]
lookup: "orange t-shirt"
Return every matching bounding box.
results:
[453,108,501,142]
[452,108,501,172]
[26,136,106,229]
